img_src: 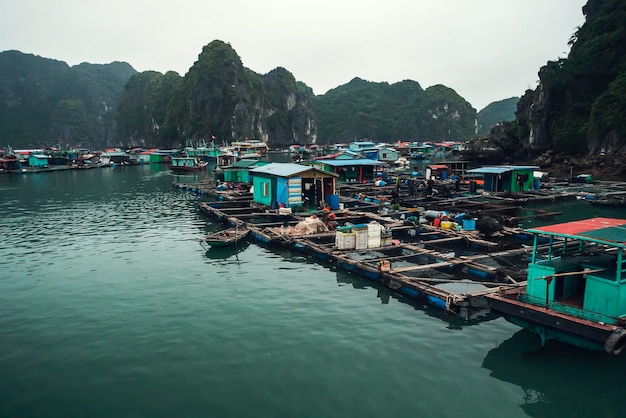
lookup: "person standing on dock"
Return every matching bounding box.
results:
[426,177,434,196]
[407,178,415,197]
[391,189,399,204]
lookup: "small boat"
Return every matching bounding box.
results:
[170,156,208,173]
[486,217,626,354]
[200,226,249,248]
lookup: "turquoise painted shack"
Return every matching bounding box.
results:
[222,159,269,183]
[249,163,338,209]
[487,218,626,354]
[348,141,376,153]
[28,154,50,168]
[466,165,539,192]
[308,159,387,183]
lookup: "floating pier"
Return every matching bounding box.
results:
[198,201,534,320]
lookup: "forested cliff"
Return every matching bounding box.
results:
[463,0,626,177]
[117,41,476,148]
[0,50,135,148]
[0,41,477,149]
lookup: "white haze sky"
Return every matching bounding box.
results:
[1,0,586,111]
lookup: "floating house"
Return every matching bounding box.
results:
[467,165,539,192]
[348,141,376,153]
[425,164,450,180]
[249,163,338,209]
[28,154,50,168]
[313,150,362,160]
[439,160,471,180]
[100,151,130,166]
[155,150,174,164]
[222,159,270,183]
[409,143,433,159]
[309,159,387,183]
[362,147,400,163]
[138,149,157,164]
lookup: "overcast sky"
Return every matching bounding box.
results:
[1,0,586,111]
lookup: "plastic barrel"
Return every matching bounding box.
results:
[326,194,339,209]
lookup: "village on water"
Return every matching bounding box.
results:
[3,137,626,355]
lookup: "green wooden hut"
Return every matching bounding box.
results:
[28,154,50,168]
[222,159,269,183]
[466,165,539,192]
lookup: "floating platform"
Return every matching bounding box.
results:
[198,201,534,320]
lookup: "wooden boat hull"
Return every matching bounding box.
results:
[487,290,626,354]
[201,228,249,247]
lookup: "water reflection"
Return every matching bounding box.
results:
[334,270,498,329]
[203,240,250,260]
[483,330,626,417]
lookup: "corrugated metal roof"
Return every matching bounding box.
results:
[467,165,539,175]
[527,217,626,247]
[226,159,262,168]
[250,163,336,177]
[315,159,386,167]
[467,167,511,174]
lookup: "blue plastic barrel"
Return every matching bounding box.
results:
[326,194,340,210]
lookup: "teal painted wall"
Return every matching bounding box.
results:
[253,176,273,206]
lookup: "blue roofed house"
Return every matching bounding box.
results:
[308,159,388,183]
[467,165,539,192]
[361,147,400,163]
[249,163,338,209]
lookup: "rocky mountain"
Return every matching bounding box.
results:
[157,41,317,148]
[312,78,476,144]
[476,97,518,136]
[0,50,136,149]
[1,41,482,150]
[463,0,626,178]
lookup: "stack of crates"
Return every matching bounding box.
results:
[335,225,355,250]
[367,221,382,248]
[353,224,369,250]
[380,231,392,247]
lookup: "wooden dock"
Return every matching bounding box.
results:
[198,201,533,320]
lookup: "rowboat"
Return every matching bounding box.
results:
[200,226,249,248]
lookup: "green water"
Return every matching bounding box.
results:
[2,165,626,417]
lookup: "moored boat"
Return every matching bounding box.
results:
[486,217,626,354]
[170,156,208,173]
[200,226,249,248]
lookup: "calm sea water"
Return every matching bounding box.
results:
[2,163,626,418]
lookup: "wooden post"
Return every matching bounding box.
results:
[545,276,552,309]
